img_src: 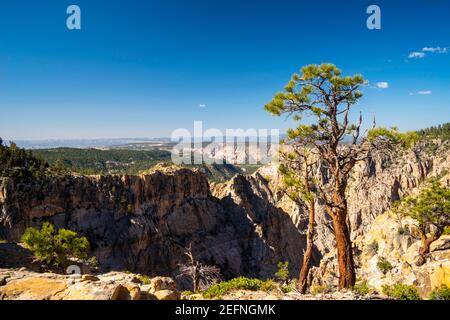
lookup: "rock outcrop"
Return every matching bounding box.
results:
[252,140,449,257]
[0,140,448,293]
[0,168,303,287]
[0,268,178,300]
[356,212,450,297]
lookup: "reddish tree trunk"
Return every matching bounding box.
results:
[299,199,315,294]
[416,230,442,266]
[332,203,356,289]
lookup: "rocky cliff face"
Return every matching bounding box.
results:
[0,168,303,287]
[254,140,450,257]
[0,141,448,291]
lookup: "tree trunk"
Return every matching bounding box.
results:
[193,265,199,292]
[299,199,315,294]
[416,230,442,266]
[332,204,356,289]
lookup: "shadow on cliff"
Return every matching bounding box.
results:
[0,242,41,271]
[214,174,311,280]
[0,171,313,291]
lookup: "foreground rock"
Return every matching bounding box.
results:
[0,269,179,300]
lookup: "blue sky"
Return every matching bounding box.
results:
[0,0,449,140]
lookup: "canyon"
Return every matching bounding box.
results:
[0,140,449,294]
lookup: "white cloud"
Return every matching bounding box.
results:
[422,47,448,53]
[408,52,426,59]
[199,104,207,108]
[376,82,389,89]
[417,90,432,95]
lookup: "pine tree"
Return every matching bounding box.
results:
[265,64,381,288]
[394,181,450,266]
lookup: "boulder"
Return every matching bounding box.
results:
[149,276,176,294]
[154,289,180,300]
[0,277,67,300]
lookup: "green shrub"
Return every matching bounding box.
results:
[428,285,450,300]
[310,284,330,295]
[443,226,450,236]
[382,283,422,300]
[352,280,370,295]
[274,261,290,283]
[202,277,275,299]
[281,279,297,293]
[259,279,276,292]
[21,222,90,270]
[377,257,393,274]
[137,274,152,285]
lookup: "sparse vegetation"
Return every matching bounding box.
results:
[382,283,421,300]
[377,257,393,274]
[274,261,290,284]
[137,274,152,285]
[352,280,371,295]
[443,226,450,236]
[310,284,331,295]
[393,180,450,265]
[177,243,221,292]
[428,285,450,300]
[202,277,275,299]
[281,279,298,293]
[368,127,420,149]
[21,222,90,271]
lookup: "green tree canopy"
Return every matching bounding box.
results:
[394,180,450,265]
[21,222,90,270]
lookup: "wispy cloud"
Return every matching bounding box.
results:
[408,52,426,59]
[376,82,389,89]
[410,90,432,95]
[422,47,448,53]
[199,104,207,108]
[408,46,448,59]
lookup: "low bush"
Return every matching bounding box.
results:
[352,280,370,295]
[382,283,421,300]
[443,226,450,236]
[428,285,450,300]
[281,279,297,293]
[377,257,393,274]
[274,261,290,283]
[21,222,90,270]
[202,277,275,299]
[310,284,331,295]
[137,274,152,285]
